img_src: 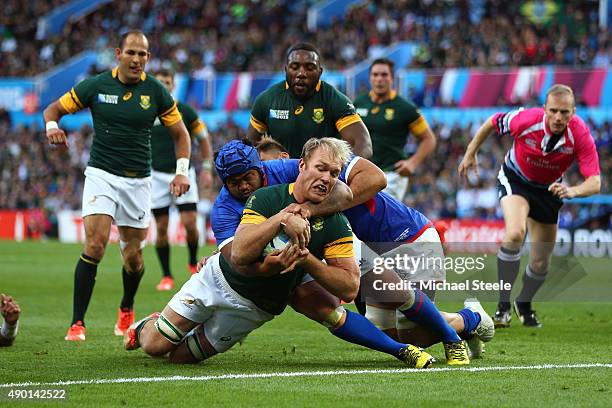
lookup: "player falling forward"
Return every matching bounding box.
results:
[125,138,434,368]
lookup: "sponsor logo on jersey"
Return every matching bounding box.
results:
[346,102,356,111]
[220,336,232,341]
[312,217,324,231]
[269,109,289,119]
[97,94,118,104]
[525,138,537,148]
[123,91,133,101]
[294,106,304,115]
[371,106,380,114]
[356,108,368,117]
[384,108,395,120]
[140,95,151,110]
[312,108,324,124]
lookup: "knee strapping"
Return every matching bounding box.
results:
[396,311,417,330]
[365,305,396,330]
[185,330,206,361]
[397,289,417,312]
[323,306,345,329]
[154,313,186,345]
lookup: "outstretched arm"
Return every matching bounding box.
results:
[458,115,496,180]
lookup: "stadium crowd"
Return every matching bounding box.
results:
[1,0,609,76]
[1,107,609,237]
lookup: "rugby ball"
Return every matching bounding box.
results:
[262,232,291,256]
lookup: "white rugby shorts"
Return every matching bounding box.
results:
[383,171,409,202]
[82,166,151,228]
[151,167,198,210]
[168,253,274,353]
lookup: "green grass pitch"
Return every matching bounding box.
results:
[1,241,611,407]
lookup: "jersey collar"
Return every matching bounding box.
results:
[112,67,147,83]
[369,89,397,103]
[285,80,322,92]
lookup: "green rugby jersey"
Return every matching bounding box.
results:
[59,67,181,178]
[250,80,362,158]
[151,101,207,173]
[219,183,354,315]
[353,91,430,171]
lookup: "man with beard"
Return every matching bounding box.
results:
[247,43,372,159]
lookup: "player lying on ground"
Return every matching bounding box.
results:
[125,138,434,368]
[258,138,494,362]
[1,294,21,347]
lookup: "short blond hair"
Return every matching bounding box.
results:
[256,137,288,154]
[301,137,352,168]
[545,84,575,107]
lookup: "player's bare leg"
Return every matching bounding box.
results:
[495,195,530,327]
[179,208,199,274]
[514,219,557,327]
[126,306,198,357]
[115,226,148,335]
[65,214,112,341]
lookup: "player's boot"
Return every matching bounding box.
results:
[65,320,86,341]
[514,301,542,328]
[156,276,174,291]
[444,341,470,365]
[464,298,495,342]
[398,344,435,368]
[493,302,512,328]
[124,312,161,350]
[188,264,198,275]
[114,308,135,336]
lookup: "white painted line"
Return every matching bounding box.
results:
[2,363,611,388]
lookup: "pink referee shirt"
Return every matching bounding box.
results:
[491,107,600,186]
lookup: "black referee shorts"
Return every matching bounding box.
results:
[496,163,563,225]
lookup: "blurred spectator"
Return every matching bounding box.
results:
[1,0,609,76]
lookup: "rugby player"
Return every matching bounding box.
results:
[354,58,436,201]
[247,43,372,159]
[151,69,213,291]
[124,138,434,368]
[459,84,601,328]
[43,30,191,341]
